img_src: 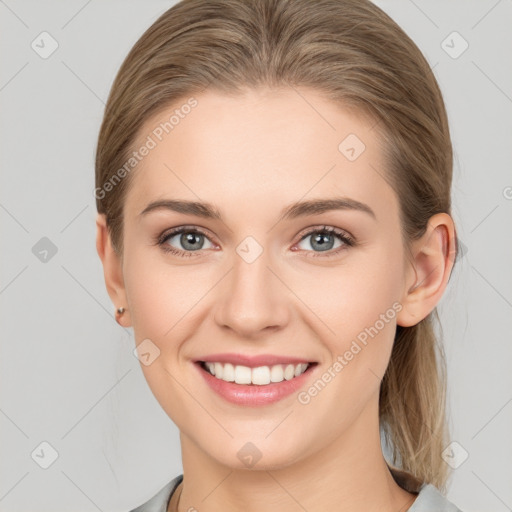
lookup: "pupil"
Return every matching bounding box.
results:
[313,233,333,251]
[182,232,202,250]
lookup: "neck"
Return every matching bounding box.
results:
[175,397,417,512]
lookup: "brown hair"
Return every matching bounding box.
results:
[95,0,459,492]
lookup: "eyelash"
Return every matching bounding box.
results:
[155,225,356,259]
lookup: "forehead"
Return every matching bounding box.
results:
[125,87,398,224]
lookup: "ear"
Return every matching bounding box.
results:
[396,213,457,327]
[96,213,131,327]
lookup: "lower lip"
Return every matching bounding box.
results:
[194,362,317,406]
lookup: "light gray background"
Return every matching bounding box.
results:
[1,1,511,511]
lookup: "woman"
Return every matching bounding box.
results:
[95,0,463,510]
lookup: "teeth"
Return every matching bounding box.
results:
[222,363,235,382]
[214,362,223,379]
[251,366,270,385]
[284,364,295,380]
[235,365,252,384]
[203,362,310,385]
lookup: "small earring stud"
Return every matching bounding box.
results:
[116,307,125,315]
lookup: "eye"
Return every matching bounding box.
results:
[294,225,355,257]
[155,224,355,259]
[157,226,216,257]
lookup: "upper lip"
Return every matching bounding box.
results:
[195,353,316,368]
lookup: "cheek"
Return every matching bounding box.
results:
[288,260,402,437]
[295,249,403,382]
[121,248,208,421]
[122,246,215,344]
[296,255,401,337]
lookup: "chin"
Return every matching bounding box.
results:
[202,436,309,472]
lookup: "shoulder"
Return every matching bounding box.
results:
[407,483,463,512]
[127,473,463,512]
[128,474,183,512]
[388,466,463,511]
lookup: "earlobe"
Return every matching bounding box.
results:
[95,214,131,327]
[396,213,456,328]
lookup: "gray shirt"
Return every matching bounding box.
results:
[129,472,463,512]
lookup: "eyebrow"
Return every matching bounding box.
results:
[139,197,376,221]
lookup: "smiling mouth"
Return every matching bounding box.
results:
[197,360,318,386]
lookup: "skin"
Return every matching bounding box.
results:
[96,86,456,512]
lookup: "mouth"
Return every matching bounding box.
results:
[192,352,320,406]
[196,360,318,386]
[193,358,319,406]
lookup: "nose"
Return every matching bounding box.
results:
[213,246,290,339]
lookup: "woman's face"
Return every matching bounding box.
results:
[117,87,417,469]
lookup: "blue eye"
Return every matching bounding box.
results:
[158,227,215,257]
[295,226,355,258]
[156,225,355,259]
